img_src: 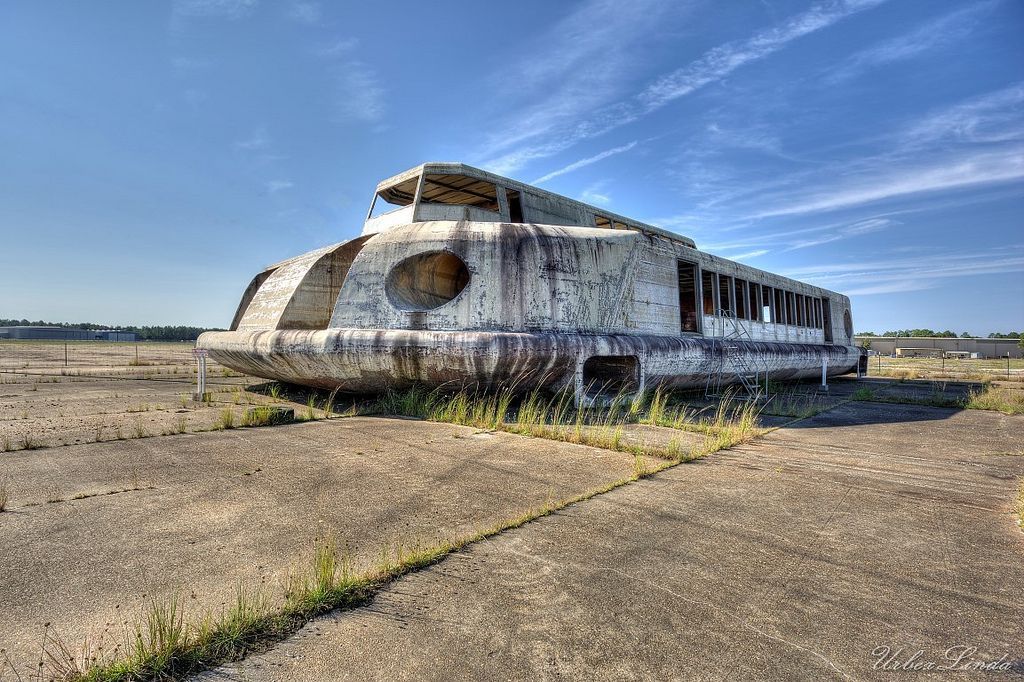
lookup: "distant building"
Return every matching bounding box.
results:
[894,347,942,359]
[0,326,136,342]
[855,336,1022,359]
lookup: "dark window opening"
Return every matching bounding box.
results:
[735,278,748,320]
[719,274,733,315]
[677,261,700,333]
[774,288,785,325]
[822,298,833,342]
[750,283,762,322]
[795,294,805,326]
[814,299,822,329]
[702,270,716,315]
[506,189,524,222]
[583,355,640,397]
[420,174,499,212]
[786,291,796,325]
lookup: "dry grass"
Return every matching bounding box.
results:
[375,384,764,463]
[0,474,9,512]
[966,385,1024,415]
[1015,479,1024,530]
[217,408,235,430]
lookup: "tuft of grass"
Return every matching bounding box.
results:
[1016,479,1024,530]
[132,418,146,439]
[241,406,285,427]
[852,387,876,401]
[22,433,43,450]
[218,408,236,430]
[175,415,188,434]
[966,385,1024,415]
[374,384,763,463]
[0,474,9,511]
[1,434,11,452]
[267,383,282,401]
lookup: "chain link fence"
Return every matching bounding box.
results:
[0,340,199,371]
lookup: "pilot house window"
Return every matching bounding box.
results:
[420,174,500,212]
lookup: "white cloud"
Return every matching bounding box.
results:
[904,82,1024,147]
[234,127,270,151]
[266,180,294,193]
[481,0,886,174]
[783,217,894,250]
[173,0,257,19]
[825,1,995,83]
[315,38,359,58]
[333,64,384,123]
[639,0,885,110]
[313,38,384,123]
[480,0,674,162]
[752,148,1024,218]
[581,187,611,205]
[287,1,321,24]
[780,249,1024,295]
[531,141,638,184]
[725,249,770,261]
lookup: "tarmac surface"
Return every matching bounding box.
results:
[198,400,1024,681]
[0,417,650,666]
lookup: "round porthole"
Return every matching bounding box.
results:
[843,309,853,339]
[385,251,470,311]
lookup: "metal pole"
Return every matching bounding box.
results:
[64,330,68,367]
[1008,354,1011,379]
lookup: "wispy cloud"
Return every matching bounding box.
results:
[234,127,270,151]
[724,249,770,261]
[532,141,638,184]
[904,82,1024,147]
[173,0,257,19]
[479,0,674,170]
[781,248,1024,295]
[701,215,898,253]
[266,180,294,193]
[752,148,1024,218]
[639,0,885,110]
[483,0,886,173]
[287,1,321,24]
[581,185,611,206]
[825,1,996,84]
[312,38,384,123]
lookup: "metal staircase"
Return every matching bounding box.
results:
[705,310,767,402]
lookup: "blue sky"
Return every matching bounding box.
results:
[1,0,1022,334]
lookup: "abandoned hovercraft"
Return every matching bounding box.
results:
[197,162,866,402]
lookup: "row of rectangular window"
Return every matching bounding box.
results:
[698,270,824,329]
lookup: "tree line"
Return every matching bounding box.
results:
[856,329,1022,339]
[0,319,222,341]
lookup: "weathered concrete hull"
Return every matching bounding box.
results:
[198,330,860,393]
